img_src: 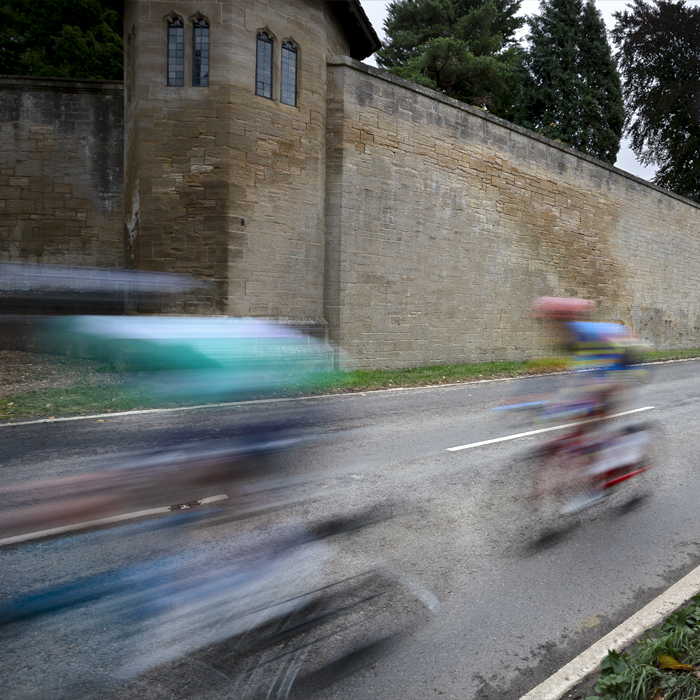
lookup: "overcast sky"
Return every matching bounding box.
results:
[357,0,657,180]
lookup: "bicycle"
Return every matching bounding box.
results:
[528,420,660,531]
[0,507,436,700]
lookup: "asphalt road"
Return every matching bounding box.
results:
[1,360,699,699]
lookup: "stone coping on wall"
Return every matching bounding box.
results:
[0,74,124,95]
[329,55,700,213]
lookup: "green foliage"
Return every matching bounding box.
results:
[515,0,624,164]
[587,595,700,700]
[591,650,637,699]
[0,0,122,80]
[611,0,700,202]
[376,0,525,117]
[0,359,533,419]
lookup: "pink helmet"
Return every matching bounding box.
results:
[531,296,596,320]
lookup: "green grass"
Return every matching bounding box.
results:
[0,383,165,420]
[335,359,535,391]
[0,358,542,420]
[3,348,700,421]
[587,596,700,700]
[640,348,700,362]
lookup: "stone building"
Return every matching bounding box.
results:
[2,1,700,368]
[123,0,378,333]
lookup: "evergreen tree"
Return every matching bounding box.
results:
[0,0,122,80]
[612,0,700,201]
[577,2,625,160]
[515,0,623,164]
[376,0,525,117]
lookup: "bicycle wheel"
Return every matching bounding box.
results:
[106,569,434,700]
[603,422,665,510]
[529,442,597,536]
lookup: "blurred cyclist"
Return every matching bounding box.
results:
[531,297,649,511]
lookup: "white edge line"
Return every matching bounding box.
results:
[446,406,655,452]
[1,383,509,428]
[0,494,228,547]
[0,354,691,429]
[0,398,322,428]
[520,564,700,700]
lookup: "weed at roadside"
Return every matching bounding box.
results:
[587,596,700,700]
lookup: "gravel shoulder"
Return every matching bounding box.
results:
[0,350,119,397]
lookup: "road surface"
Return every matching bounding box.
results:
[1,360,698,699]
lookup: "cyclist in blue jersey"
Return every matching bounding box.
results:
[563,319,646,417]
[530,297,650,513]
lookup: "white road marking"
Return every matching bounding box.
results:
[446,406,655,452]
[0,397,324,428]
[394,572,440,613]
[520,562,700,700]
[0,494,228,547]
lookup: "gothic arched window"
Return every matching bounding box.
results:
[193,18,209,87]
[167,18,184,86]
[256,32,273,99]
[280,42,297,106]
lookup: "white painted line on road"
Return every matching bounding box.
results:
[446,406,655,452]
[1,381,506,428]
[520,562,700,700]
[0,494,228,547]
[0,396,326,428]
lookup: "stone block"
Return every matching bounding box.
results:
[6,200,35,214]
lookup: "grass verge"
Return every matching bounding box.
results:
[587,596,700,700]
[640,348,700,362]
[0,384,166,420]
[1,348,699,421]
[0,358,547,421]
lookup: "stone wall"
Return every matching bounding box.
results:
[125,0,352,322]
[325,57,700,368]
[0,76,124,267]
[5,51,700,369]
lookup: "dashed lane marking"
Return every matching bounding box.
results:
[0,494,228,547]
[446,406,655,452]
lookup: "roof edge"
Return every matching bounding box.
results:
[329,1,381,61]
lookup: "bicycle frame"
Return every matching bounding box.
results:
[536,424,651,495]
